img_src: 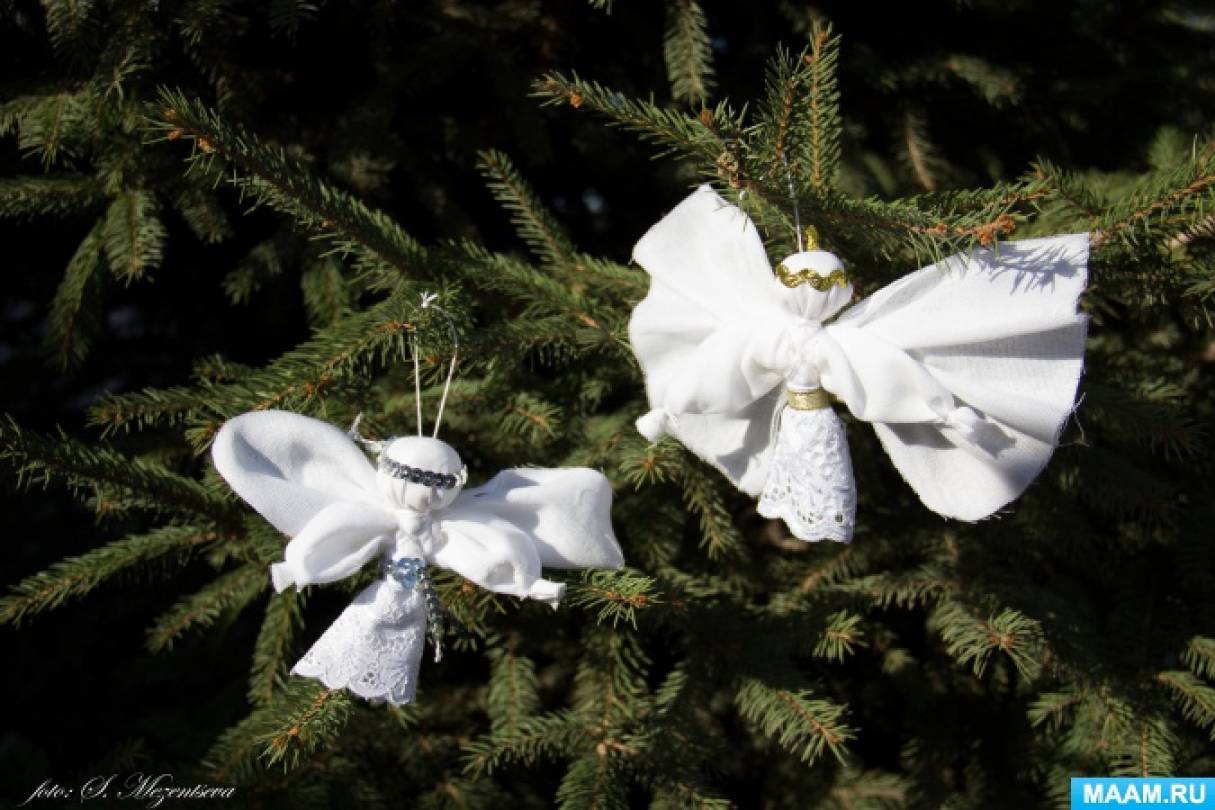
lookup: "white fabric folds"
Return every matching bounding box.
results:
[630,185,1088,536]
[212,410,624,704]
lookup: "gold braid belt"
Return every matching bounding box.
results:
[786,388,832,410]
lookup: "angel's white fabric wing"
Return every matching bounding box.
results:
[269,501,396,592]
[823,235,1089,520]
[449,468,623,568]
[437,467,624,604]
[212,410,385,535]
[629,185,789,496]
[212,410,395,591]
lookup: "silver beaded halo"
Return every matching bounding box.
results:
[377,453,467,490]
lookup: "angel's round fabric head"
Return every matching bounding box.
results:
[773,250,854,322]
[376,436,467,512]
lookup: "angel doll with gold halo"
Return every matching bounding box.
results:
[630,186,1088,542]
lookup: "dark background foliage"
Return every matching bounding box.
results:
[2,0,1213,806]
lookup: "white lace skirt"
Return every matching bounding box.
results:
[292,577,427,705]
[757,405,857,543]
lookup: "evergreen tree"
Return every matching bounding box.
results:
[2,2,1213,808]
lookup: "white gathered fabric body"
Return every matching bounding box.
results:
[629,185,1089,541]
[292,578,426,705]
[211,409,624,705]
[757,405,856,543]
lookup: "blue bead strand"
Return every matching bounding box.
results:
[387,556,445,662]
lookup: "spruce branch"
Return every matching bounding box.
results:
[234,286,449,400]
[0,176,102,219]
[41,0,98,52]
[663,0,715,107]
[451,242,585,321]
[615,434,683,489]
[253,681,354,772]
[260,689,352,772]
[764,544,869,615]
[812,611,866,662]
[300,257,353,327]
[477,149,578,269]
[145,563,268,652]
[101,189,167,282]
[202,712,269,785]
[674,458,744,560]
[752,44,811,192]
[817,194,1018,260]
[468,311,587,365]
[1028,688,1082,731]
[820,768,909,810]
[1090,148,1215,249]
[500,392,563,444]
[1111,717,1178,777]
[0,417,239,518]
[1033,160,1104,221]
[1157,671,1215,739]
[734,678,853,766]
[1183,637,1215,681]
[797,545,861,594]
[556,753,631,810]
[901,108,944,192]
[650,781,732,810]
[1080,379,1206,463]
[222,239,284,305]
[1053,693,1178,776]
[202,695,350,789]
[249,589,305,706]
[266,0,322,38]
[838,564,957,609]
[533,72,738,163]
[1072,447,1182,527]
[927,599,1045,679]
[573,627,650,731]
[44,218,105,370]
[486,636,542,736]
[172,184,232,244]
[463,711,584,775]
[183,288,445,442]
[153,89,428,288]
[569,569,660,628]
[431,568,509,644]
[0,525,222,625]
[940,54,1021,107]
[16,91,87,167]
[89,385,214,437]
[801,25,842,195]
[0,95,41,136]
[452,239,638,354]
[193,354,255,384]
[89,289,431,441]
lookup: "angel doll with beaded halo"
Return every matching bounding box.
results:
[212,298,624,706]
[629,185,1088,543]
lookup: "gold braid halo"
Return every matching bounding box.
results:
[775,225,850,290]
[775,264,850,291]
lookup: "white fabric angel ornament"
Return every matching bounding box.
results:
[211,309,624,705]
[630,185,1088,542]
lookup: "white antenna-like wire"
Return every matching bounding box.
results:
[420,292,459,438]
[781,152,804,253]
[411,331,423,437]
